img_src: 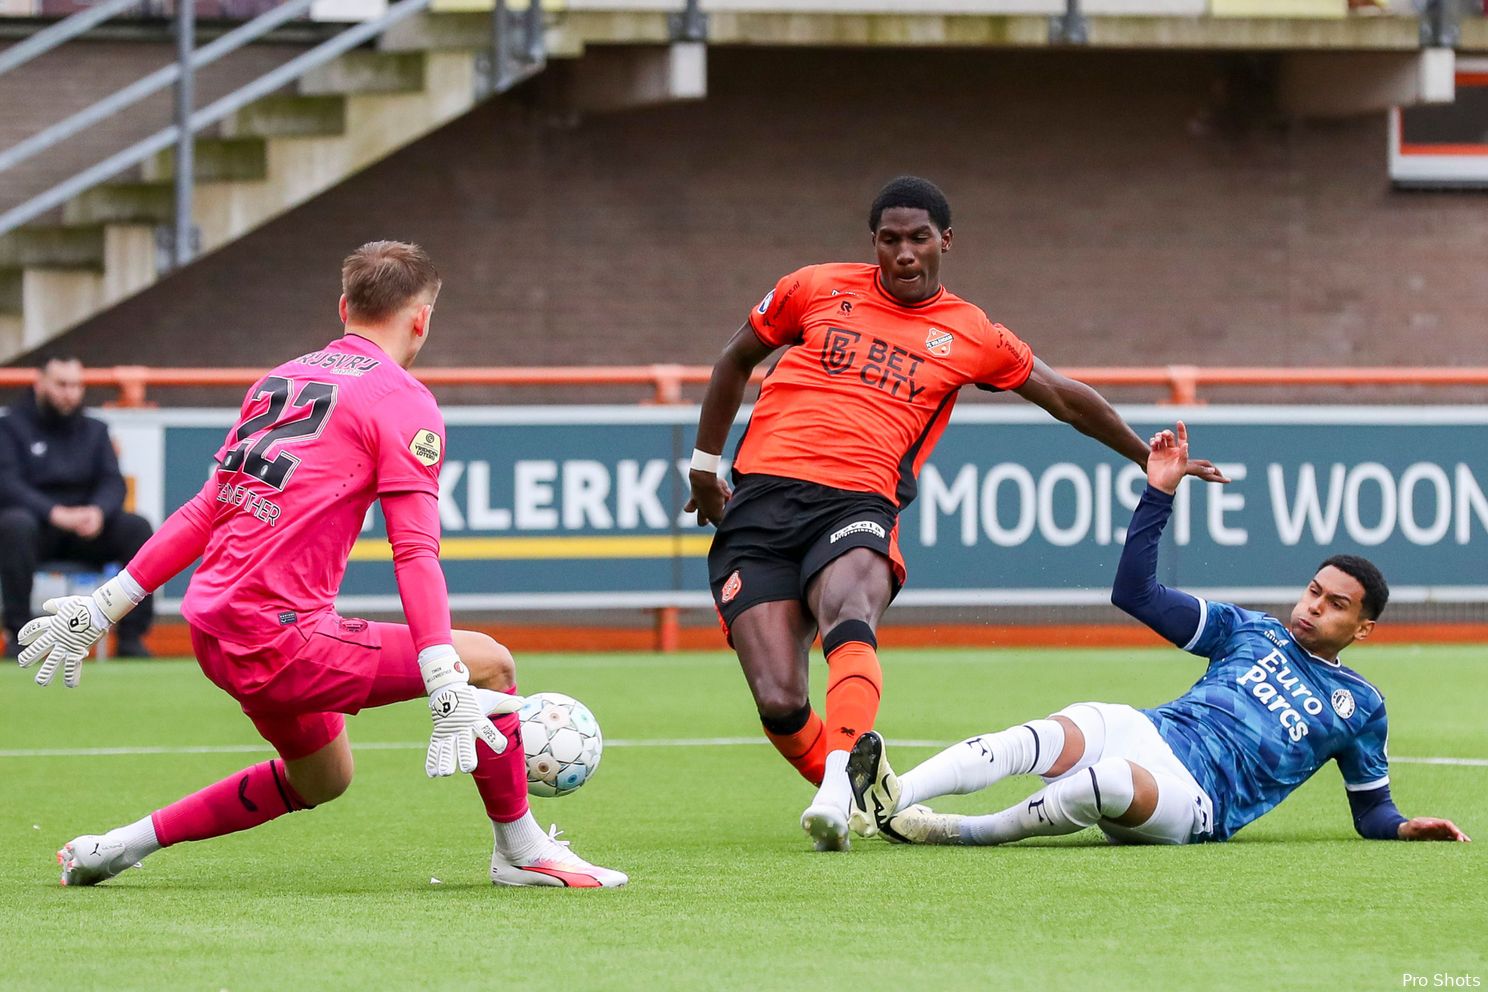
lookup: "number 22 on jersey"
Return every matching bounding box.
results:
[219,375,338,491]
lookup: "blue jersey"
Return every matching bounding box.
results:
[1143,600,1391,841]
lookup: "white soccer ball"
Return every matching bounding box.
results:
[518,692,603,798]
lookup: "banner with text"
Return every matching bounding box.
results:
[97,405,1488,612]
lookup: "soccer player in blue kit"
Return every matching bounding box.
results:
[846,422,1469,847]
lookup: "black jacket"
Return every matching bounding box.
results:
[0,392,126,522]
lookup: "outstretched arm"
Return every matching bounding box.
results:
[684,323,776,527]
[1013,360,1229,483]
[1347,785,1469,842]
[1339,703,1469,842]
[1110,422,1207,646]
[125,477,218,591]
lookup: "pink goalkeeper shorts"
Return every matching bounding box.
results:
[191,611,425,761]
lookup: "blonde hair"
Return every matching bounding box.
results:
[341,241,441,321]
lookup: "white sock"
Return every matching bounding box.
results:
[960,761,1134,846]
[811,750,852,813]
[110,814,161,865]
[960,788,1087,846]
[492,812,550,862]
[899,720,1066,810]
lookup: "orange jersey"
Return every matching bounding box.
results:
[734,262,1033,507]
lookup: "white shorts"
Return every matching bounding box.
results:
[1050,701,1216,844]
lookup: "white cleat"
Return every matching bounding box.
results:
[490,826,627,888]
[847,731,901,838]
[880,805,964,846]
[57,835,135,886]
[800,802,851,852]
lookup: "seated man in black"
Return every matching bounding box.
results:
[0,357,154,657]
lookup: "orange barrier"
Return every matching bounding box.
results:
[5,364,1488,407]
[117,621,1488,658]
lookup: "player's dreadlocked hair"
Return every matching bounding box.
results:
[341,241,442,322]
[1319,554,1390,620]
[869,176,952,232]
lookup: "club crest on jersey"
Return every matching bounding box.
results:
[409,429,442,467]
[925,328,953,357]
[1331,689,1356,719]
[721,570,743,604]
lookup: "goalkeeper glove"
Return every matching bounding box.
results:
[16,572,145,688]
[419,645,523,777]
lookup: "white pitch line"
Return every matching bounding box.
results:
[0,739,1485,766]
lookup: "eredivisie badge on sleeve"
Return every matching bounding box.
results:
[409,429,442,467]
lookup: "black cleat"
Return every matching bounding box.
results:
[847,731,902,838]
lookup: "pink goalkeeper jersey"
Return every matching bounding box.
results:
[181,334,445,645]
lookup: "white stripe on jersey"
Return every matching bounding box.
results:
[1344,775,1391,792]
[1181,597,1209,653]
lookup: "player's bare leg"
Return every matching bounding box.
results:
[731,599,822,784]
[798,549,893,851]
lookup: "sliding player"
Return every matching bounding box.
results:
[18,241,626,888]
[848,422,1468,849]
[685,176,1229,851]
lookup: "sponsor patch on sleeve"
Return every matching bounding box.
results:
[409,429,443,467]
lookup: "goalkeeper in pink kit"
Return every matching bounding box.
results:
[16,241,626,888]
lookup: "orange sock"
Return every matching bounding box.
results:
[761,708,826,786]
[823,621,882,756]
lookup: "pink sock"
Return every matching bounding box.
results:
[151,760,309,847]
[472,686,530,823]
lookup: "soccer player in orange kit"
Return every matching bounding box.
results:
[685,177,1228,851]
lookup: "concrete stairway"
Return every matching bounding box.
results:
[0,22,499,358]
[0,0,706,361]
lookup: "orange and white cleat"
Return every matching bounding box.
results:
[57,835,135,886]
[489,825,627,888]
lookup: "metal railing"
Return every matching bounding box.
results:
[2,364,1487,407]
[0,0,445,256]
[0,0,146,76]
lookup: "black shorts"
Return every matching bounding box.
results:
[707,474,906,631]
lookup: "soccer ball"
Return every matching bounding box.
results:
[518,692,603,797]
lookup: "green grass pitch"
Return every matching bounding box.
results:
[2,646,1485,991]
